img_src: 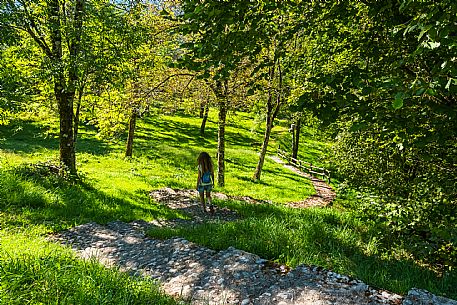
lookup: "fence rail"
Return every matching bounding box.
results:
[277,147,331,183]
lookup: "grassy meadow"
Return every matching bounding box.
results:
[0,109,456,303]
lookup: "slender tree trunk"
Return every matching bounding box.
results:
[57,89,76,174]
[125,108,137,157]
[253,115,274,181]
[125,59,140,158]
[200,103,209,136]
[199,101,205,118]
[253,59,282,181]
[217,98,227,187]
[73,83,85,143]
[49,0,77,175]
[292,118,301,159]
[253,92,281,181]
[210,80,228,187]
[291,123,295,156]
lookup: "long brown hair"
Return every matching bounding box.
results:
[197,152,213,173]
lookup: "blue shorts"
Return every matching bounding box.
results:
[198,184,213,193]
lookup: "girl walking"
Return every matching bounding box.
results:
[196,152,215,213]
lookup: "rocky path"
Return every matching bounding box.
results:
[53,220,404,305]
[50,188,456,305]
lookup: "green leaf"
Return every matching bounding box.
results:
[350,122,366,132]
[418,25,432,41]
[393,93,404,110]
[415,88,426,96]
[425,88,436,96]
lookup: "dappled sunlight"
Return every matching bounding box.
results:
[0,168,184,231]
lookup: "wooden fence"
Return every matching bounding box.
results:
[277,147,331,183]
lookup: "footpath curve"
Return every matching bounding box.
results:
[269,156,335,208]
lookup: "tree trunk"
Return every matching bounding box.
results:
[253,91,281,181]
[209,80,228,187]
[199,101,205,118]
[125,59,140,158]
[57,89,76,175]
[200,103,209,136]
[73,84,85,143]
[217,98,227,187]
[291,123,295,157]
[253,57,283,181]
[49,0,77,175]
[292,118,301,159]
[125,108,137,157]
[253,116,274,181]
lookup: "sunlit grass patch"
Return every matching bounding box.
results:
[0,233,178,305]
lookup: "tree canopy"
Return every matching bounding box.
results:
[1,0,456,270]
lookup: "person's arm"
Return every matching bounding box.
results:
[211,170,215,186]
[196,167,201,189]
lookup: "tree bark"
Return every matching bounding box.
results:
[125,107,137,158]
[74,83,85,143]
[253,59,282,181]
[210,80,228,187]
[200,102,209,136]
[292,118,301,159]
[49,0,77,175]
[125,58,140,158]
[199,101,205,118]
[254,115,274,181]
[217,99,226,186]
[57,88,76,174]
[253,93,281,181]
[69,0,84,146]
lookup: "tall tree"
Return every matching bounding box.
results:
[1,0,134,175]
[176,1,251,186]
[178,0,311,181]
[123,0,183,157]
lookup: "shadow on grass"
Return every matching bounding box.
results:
[233,175,271,186]
[0,169,183,232]
[0,120,58,153]
[0,120,112,156]
[126,115,260,173]
[137,116,258,149]
[147,200,457,299]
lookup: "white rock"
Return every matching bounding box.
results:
[353,283,369,292]
[241,299,250,305]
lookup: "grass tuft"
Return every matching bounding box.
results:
[0,234,177,305]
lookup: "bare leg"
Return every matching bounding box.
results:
[199,191,206,212]
[207,191,214,214]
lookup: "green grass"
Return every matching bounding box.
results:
[0,232,177,305]
[0,109,456,302]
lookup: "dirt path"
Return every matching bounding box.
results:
[269,156,336,208]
